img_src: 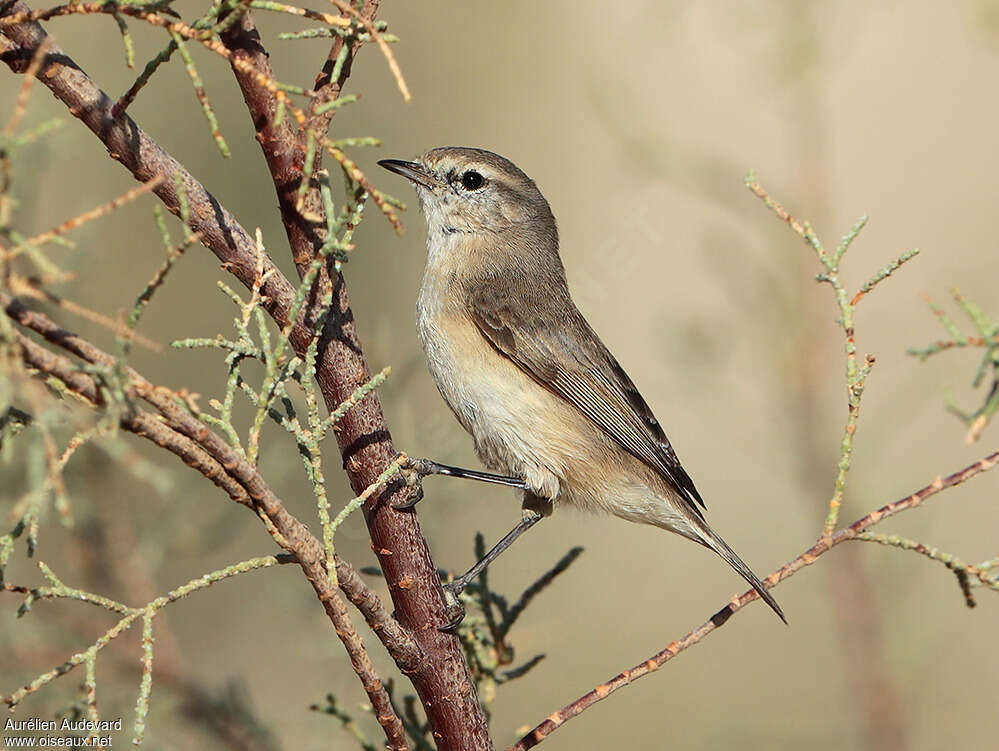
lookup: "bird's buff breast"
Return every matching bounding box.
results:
[416,280,587,502]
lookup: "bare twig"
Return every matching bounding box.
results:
[745,176,917,537]
[510,448,999,750]
[909,335,999,357]
[3,34,48,136]
[18,176,163,250]
[326,0,409,102]
[855,532,999,597]
[8,274,163,352]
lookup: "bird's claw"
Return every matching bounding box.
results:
[392,483,424,510]
[438,581,467,633]
[392,453,428,510]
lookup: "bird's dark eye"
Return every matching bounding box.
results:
[460,170,485,190]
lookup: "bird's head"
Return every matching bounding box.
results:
[378,147,556,241]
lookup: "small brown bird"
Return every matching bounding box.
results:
[379,147,785,625]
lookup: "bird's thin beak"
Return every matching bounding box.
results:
[378,159,437,190]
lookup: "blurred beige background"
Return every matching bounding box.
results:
[2,1,998,749]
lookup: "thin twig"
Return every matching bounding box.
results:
[745,177,917,538]
[19,176,163,250]
[9,274,163,352]
[855,532,998,595]
[3,35,49,137]
[326,0,409,102]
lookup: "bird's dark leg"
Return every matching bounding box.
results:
[440,509,544,632]
[393,456,528,509]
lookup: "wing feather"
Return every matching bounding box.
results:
[468,290,706,518]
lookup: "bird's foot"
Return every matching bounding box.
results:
[439,580,468,633]
[392,454,434,510]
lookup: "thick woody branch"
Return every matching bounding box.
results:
[510,449,999,750]
[217,7,494,751]
[219,10,315,269]
[4,297,413,750]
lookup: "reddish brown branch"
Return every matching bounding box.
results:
[219,10,324,274]
[218,7,493,751]
[510,450,999,750]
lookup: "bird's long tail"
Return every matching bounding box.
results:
[693,520,786,624]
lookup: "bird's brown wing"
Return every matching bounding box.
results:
[468,290,706,519]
